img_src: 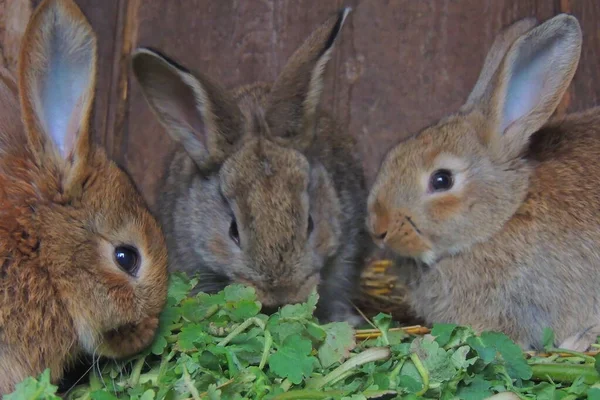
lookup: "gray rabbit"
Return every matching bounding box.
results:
[132,8,371,325]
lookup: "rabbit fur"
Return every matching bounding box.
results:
[132,9,371,325]
[0,0,168,392]
[367,13,600,351]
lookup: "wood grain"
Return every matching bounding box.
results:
[1,0,599,209]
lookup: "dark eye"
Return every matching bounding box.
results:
[114,245,140,276]
[429,169,454,192]
[229,218,240,246]
[307,215,314,236]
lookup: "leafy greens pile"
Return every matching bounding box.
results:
[8,273,600,400]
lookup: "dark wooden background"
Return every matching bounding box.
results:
[1,0,599,209]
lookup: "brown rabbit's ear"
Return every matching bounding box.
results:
[18,0,96,167]
[132,48,243,169]
[473,14,582,161]
[461,17,538,112]
[266,8,351,151]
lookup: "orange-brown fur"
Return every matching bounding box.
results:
[0,0,168,393]
[369,15,600,350]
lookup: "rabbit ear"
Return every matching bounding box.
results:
[18,0,96,164]
[476,14,582,161]
[461,17,538,111]
[132,48,243,168]
[0,68,23,156]
[266,8,350,151]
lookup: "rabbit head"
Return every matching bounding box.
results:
[367,14,582,265]
[132,10,351,310]
[0,0,168,383]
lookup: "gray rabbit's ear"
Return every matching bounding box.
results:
[132,48,243,169]
[309,163,342,258]
[266,8,350,151]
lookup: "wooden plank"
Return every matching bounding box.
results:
[563,0,600,113]
[0,0,121,150]
[3,0,600,209]
[123,0,357,208]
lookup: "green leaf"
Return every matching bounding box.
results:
[413,337,457,385]
[4,369,60,400]
[480,331,532,380]
[279,290,319,320]
[431,323,458,347]
[269,334,317,384]
[398,375,423,394]
[178,323,210,351]
[168,272,196,303]
[90,392,120,400]
[531,382,556,400]
[542,327,555,350]
[456,375,493,400]
[224,284,257,303]
[451,345,477,370]
[318,322,356,368]
[588,387,600,400]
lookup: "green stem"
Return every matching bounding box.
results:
[411,352,430,396]
[182,364,201,400]
[217,317,266,347]
[531,363,600,384]
[388,358,406,384]
[202,304,220,320]
[128,356,146,387]
[280,379,293,392]
[543,348,596,363]
[259,330,272,370]
[271,389,347,399]
[158,351,175,381]
[308,347,391,389]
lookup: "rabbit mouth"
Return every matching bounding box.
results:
[99,315,160,358]
[383,215,434,261]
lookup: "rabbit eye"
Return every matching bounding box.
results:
[114,245,140,276]
[307,215,314,236]
[229,218,240,246]
[429,169,454,192]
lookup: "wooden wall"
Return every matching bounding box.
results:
[1,0,599,209]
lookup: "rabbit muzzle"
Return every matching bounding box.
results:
[368,206,433,261]
[236,273,320,311]
[99,315,160,358]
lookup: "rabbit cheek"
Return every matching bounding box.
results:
[427,193,463,222]
[207,236,233,264]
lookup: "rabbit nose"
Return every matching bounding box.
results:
[367,199,390,242]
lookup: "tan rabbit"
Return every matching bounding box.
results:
[367,14,600,351]
[132,8,371,325]
[0,0,168,392]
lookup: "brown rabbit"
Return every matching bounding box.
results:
[367,14,600,351]
[0,0,168,392]
[132,8,371,325]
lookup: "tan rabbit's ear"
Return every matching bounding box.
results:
[266,8,351,151]
[18,0,96,166]
[461,17,538,111]
[473,14,582,161]
[132,49,243,169]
